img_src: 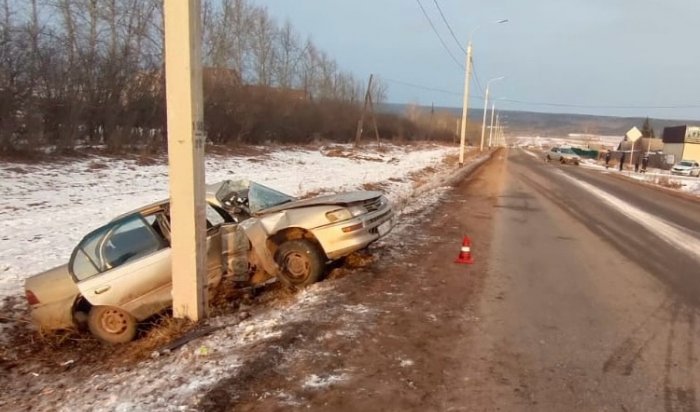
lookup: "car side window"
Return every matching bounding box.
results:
[552,147,558,152]
[70,214,166,281]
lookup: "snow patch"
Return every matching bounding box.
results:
[302,372,349,389]
[557,170,700,262]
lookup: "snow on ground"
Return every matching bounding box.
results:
[627,171,700,196]
[520,147,700,196]
[53,281,368,411]
[0,143,479,411]
[558,170,700,262]
[0,143,454,299]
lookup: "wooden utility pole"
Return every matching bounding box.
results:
[355,74,379,147]
[164,0,207,321]
[367,88,381,147]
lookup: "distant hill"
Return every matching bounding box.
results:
[379,103,698,138]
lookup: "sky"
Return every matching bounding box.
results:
[254,0,700,121]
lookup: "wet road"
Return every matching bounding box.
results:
[463,149,700,411]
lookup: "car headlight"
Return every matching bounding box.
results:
[347,205,368,217]
[326,208,352,222]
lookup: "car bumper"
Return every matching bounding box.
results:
[312,207,395,260]
[671,170,691,176]
[29,297,77,331]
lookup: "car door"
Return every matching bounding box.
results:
[71,213,172,318]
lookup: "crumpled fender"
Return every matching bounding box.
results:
[241,219,280,276]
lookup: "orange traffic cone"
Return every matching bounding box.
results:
[455,236,474,264]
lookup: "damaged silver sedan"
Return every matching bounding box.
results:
[24,180,394,343]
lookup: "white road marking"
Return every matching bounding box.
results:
[556,170,700,263]
[522,149,539,159]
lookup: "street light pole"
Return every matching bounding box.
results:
[458,42,472,167]
[488,102,495,147]
[458,19,508,166]
[480,76,504,152]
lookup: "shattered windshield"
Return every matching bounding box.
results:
[248,181,295,212]
[213,179,295,213]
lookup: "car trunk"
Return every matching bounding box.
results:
[25,264,79,307]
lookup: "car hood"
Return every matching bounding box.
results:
[673,165,692,170]
[258,191,382,214]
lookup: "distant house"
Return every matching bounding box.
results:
[662,125,700,163]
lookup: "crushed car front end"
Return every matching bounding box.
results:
[310,194,395,260]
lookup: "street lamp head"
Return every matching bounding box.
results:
[496,19,509,24]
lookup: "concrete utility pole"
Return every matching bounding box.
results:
[458,43,472,167]
[480,76,503,152]
[488,102,495,147]
[164,0,207,321]
[459,19,508,165]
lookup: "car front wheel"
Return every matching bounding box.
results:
[88,306,137,344]
[275,239,325,287]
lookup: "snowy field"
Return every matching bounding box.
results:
[1,143,485,411]
[0,143,456,299]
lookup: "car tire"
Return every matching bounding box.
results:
[560,158,566,164]
[275,239,325,288]
[88,306,137,344]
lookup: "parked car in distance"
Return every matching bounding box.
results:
[670,160,700,177]
[545,146,581,165]
[25,179,395,343]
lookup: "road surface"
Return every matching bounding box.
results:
[464,149,700,411]
[196,149,698,411]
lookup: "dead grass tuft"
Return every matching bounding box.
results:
[3,166,29,174]
[362,182,390,192]
[87,160,108,170]
[655,176,683,189]
[135,154,158,166]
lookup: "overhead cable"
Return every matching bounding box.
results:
[415,0,464,71]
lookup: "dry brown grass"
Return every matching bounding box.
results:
[655,176,683,189]
[86,160,108,170]
[362,182,391,192]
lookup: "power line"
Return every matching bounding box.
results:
[471,62,485,96]
[380,77,461,96]
[380,76,700,110]
[498,98,700,110]
[432,0,467,55]
[415,0,464,71]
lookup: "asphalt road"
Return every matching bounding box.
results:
[218,149,700,411]
[462,148,700,411]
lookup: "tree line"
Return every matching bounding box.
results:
[0,0,451,156]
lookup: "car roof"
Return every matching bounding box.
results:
[109,182,226,222]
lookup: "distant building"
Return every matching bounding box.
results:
[662,125,700,163]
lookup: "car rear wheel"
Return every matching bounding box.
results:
[275,239,325,287]
[88,306,137,344]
